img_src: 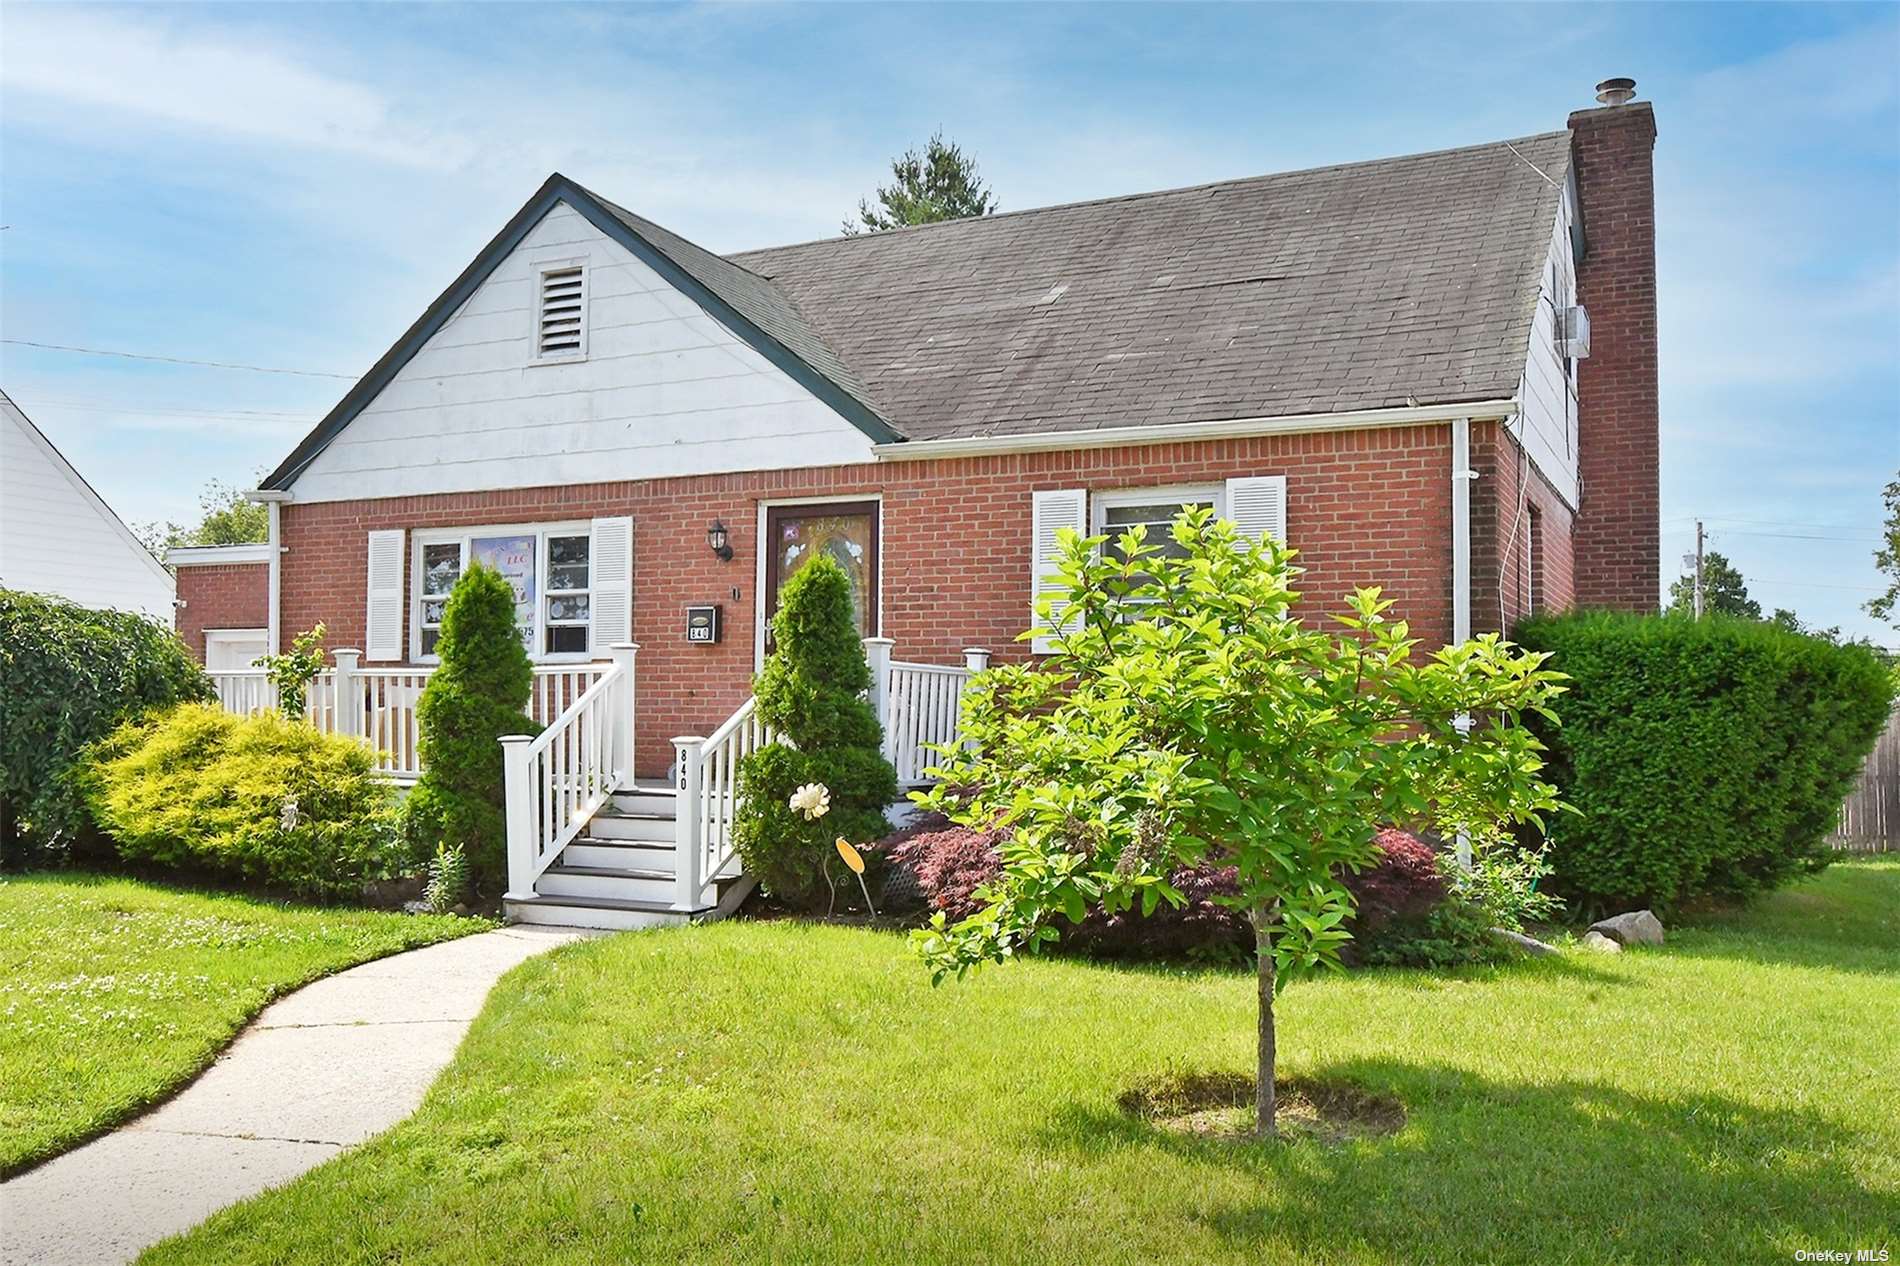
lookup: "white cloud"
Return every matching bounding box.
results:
[0,7,472,168]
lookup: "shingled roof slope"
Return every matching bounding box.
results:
[728,131,1572,442]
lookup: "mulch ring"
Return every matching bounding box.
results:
[1117,1069,1405,1145]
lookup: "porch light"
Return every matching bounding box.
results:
[707,520,733,562]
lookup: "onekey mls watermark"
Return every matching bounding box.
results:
[1793,1250,1890,1263]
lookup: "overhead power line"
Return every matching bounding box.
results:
[2,339,355,380]
[1711,529,1883,544]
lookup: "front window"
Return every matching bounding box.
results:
[413,524,593,661]
[1094,488,1222,583]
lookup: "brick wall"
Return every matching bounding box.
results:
[281,425,1477,774]
[1568,101,1661,611]
[174,562,269,662]
[1472,421,1577,633]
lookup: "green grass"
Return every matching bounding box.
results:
[150,860,1899,1264]
[0,872,483,1176]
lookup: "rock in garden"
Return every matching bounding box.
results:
[1588,910,1664,947]
[1492,928,1559,957]
[1580,930,1622,953]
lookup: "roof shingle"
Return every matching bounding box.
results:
[722,130,1572,442]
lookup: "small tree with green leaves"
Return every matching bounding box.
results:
[912,507,1565,1139]
[735,556,897,908]
[405,564,535,888]
[844,132,997,235]
[1868,472,1899,628]
[139,477,267,552]
[254,624,326,720]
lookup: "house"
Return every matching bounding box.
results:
[0,389,176,621]
[232,85,1661,927]
[168,544,272,669]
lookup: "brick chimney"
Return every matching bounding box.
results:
[1568,88,1660,611]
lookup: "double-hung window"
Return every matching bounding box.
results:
[412,523,595,662]
[1093,486,1223,575]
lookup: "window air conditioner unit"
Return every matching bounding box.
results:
[1558,305,1591,359]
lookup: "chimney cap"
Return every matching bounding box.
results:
[1595,77,1637,106]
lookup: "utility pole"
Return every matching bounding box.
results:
[1693,520,1706,620]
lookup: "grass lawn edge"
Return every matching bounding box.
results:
[0,873,493,1179]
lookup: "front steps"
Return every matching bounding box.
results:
[503,781,752,931]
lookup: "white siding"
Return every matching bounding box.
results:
[290,202,878,503]
[1513,172,1582,508]
[0,395,175,619]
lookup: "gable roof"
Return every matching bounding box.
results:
[260,174,899,491]
[0,389,176,600]
[264,130,1572,488]
[732,131,1573,442]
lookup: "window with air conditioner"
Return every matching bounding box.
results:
[533,261,588,362]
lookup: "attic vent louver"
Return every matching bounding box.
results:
[536,264,587,360]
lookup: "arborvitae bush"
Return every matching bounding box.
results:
[0,589,210,866]
[404,563,536,889]
[82,702,401,897]
[736,556,897,907]
[1515,610,1894,914]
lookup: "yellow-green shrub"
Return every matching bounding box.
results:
[84,703,403,897]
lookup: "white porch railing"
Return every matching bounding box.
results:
[671,698,775,912]
[208,658,612,780]
[877,645,990,785]
[667,639,989,910]
[500,643,639,901]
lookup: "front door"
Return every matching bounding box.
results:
[763,501,879,651]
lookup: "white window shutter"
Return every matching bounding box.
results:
[364,530,405,662]
[1030,489,1087,655]
[1225,476,1287,545]
[591,516,633,649]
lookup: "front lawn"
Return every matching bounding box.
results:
[0,873,481,1175]
[151,860,1898,1264]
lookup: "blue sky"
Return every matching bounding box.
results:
[3,1,1896,639]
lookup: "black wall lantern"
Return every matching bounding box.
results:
[707,519,733,562]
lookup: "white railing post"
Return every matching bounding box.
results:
[501,734,536,902]
[673,736,705,911]
[332,649,362,739]
[962,647,991,672]
[863,636,896,760]
[609,642,639,787]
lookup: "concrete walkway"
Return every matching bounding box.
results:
[1,925,587,1266]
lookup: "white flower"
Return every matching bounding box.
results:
[789,783,831,821]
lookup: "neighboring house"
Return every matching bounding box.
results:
[168,544,272,669]
[0,389,175,621]
[232,88,1662,926]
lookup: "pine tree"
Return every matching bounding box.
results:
[735,556,897,907]
[844,132,997,235]
[404,563,536,888]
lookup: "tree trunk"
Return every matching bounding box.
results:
[1252,906,1278,1140]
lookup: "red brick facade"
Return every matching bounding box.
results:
[1474,424,1578,632]
[1568,101,1661,611]
[278,422,1571,774]
[174,562,269,663]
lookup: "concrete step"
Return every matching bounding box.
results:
[536,863,676,905]
[505,893,705,932]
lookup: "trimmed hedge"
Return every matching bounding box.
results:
[1515,611,1894,913]
[0,589,210,865]
[82,702,403,897]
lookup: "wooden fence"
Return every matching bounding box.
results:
[1833,706,1900,853]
